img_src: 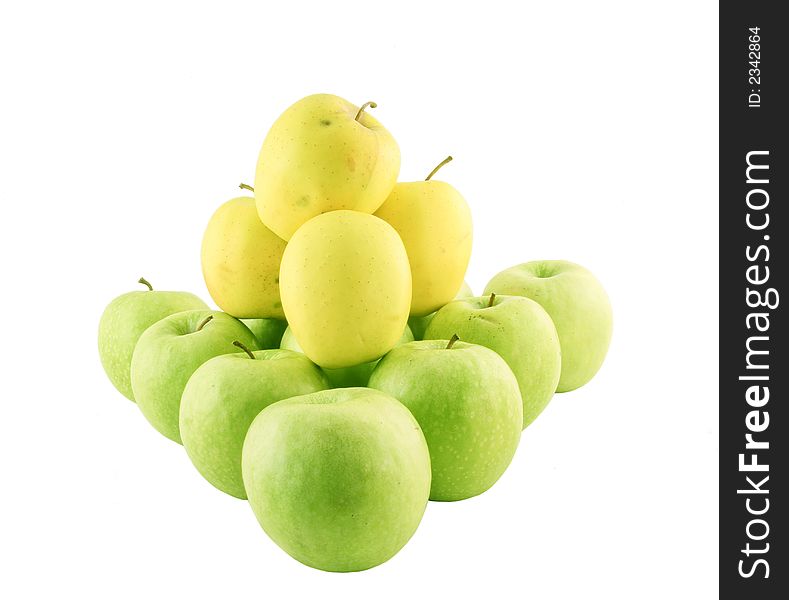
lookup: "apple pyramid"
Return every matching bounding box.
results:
[98,93,612,573]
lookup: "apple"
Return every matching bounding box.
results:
[375,156,472,316]
[242,387,431,572]
[241,318,287,349]
[484,260,612,392]
[130,310,260,443]
[98,278,207,401]
[180,345,329,499]
[254,94,400,240]
[279,210,411,369]
[409,280,473,340]
[201,194,287,319]
[280,325,414,387]
[424,294,561,428]
[369,338,522,501]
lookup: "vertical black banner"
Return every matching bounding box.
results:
[720,2,787,598]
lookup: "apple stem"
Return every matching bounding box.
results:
[196,315,213,332]
[233,340,256,359]
[355,101,378,122]
[425,156,453,181]
[239,183,254,192]
[138,277,153,291]
[446,334,460,349]
[487,293,496,307]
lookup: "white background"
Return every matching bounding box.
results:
[0,1,718,598]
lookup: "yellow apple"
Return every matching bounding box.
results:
[374,156,472,316]
[254,94,400,240]
[201,195,287,319]
[279,210,411,369]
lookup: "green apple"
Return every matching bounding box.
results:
[484,260,612,392]
[255,94,400,240]
[130,310,260,443]
[409,280,473,340]
[374,156,473,316]
[424,294,561,428]
[279,210,412,369]
[98,278,207,401]
[280,324,413,388]
[242,387,431,572]
[180,346,329,499]
[369,339,522,501]
[201,195,287,319]
[241,318,287,349]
